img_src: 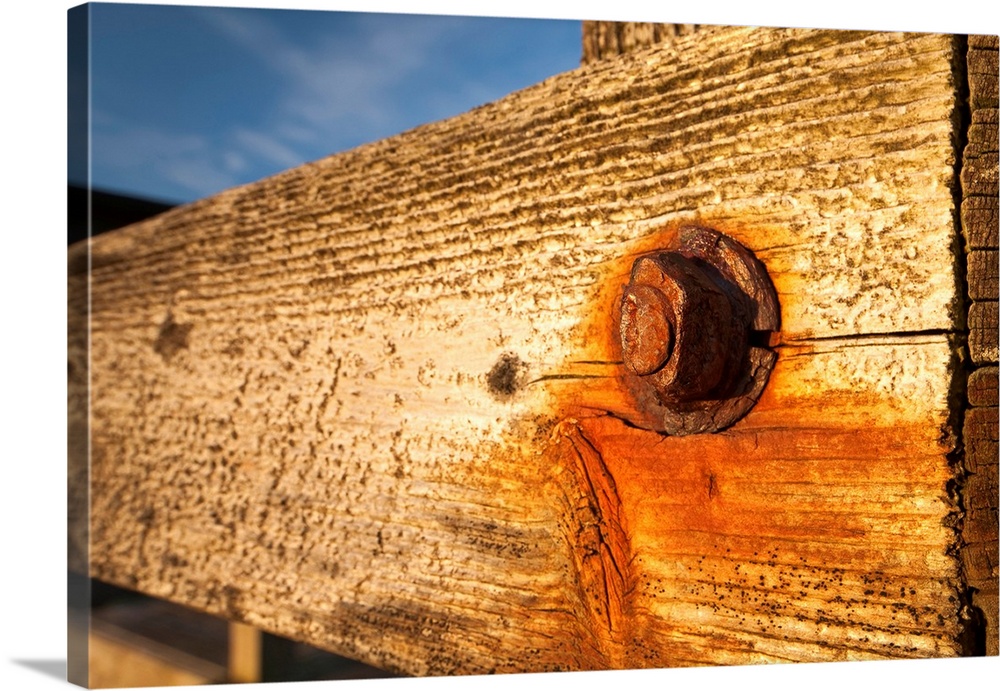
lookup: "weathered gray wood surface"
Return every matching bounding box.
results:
[69,27,981,674]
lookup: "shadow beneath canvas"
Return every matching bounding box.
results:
[11,659,67,681]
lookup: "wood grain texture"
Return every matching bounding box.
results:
[70,28,974,673]
[962,37,999,362]
[969,35,999,112]
[970,302,1000,364]
[68,252,89,576]
[960,33,999,657]
[581,21,699,64]
[962,404,999,656]
[968,367,999,407]
[968,250,998,301]
[963,110,999,199]
[962,37,999,255]
[964,196,999,250]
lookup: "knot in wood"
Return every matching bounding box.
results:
[617,226,780,436]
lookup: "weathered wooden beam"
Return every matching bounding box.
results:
[963,36,999,366]
[581,21,699,64]
[227,622,263,684]
[79,598,229,688]
[87,629,224,688]
[960,33,999,657]
[70,27,980,674]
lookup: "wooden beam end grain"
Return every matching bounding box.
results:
[960,33,999,658]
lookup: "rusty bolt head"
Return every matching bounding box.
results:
[619,251,747,404]
[615,226,780,436]
[620,283,675,376]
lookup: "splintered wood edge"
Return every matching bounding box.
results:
[961,33,999,657]
[71,27,973,673]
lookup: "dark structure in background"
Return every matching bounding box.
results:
[68,185,176,245]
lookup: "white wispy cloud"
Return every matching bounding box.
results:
[91,120,242,198]
[233,128,305,169]
[90,8,575,202]
[200,8,468,146]
[223,151,249,174]
[160,156,246,198]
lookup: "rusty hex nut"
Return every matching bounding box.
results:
[615,226,780,435]
[621,253,746,403]
[620,282,675,376]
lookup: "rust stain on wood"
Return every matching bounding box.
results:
[486,214,968,665]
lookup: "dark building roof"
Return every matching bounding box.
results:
[68,185,177,246]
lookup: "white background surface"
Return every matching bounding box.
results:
[2,1,997,689]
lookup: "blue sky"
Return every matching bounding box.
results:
[76,3,583,204]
